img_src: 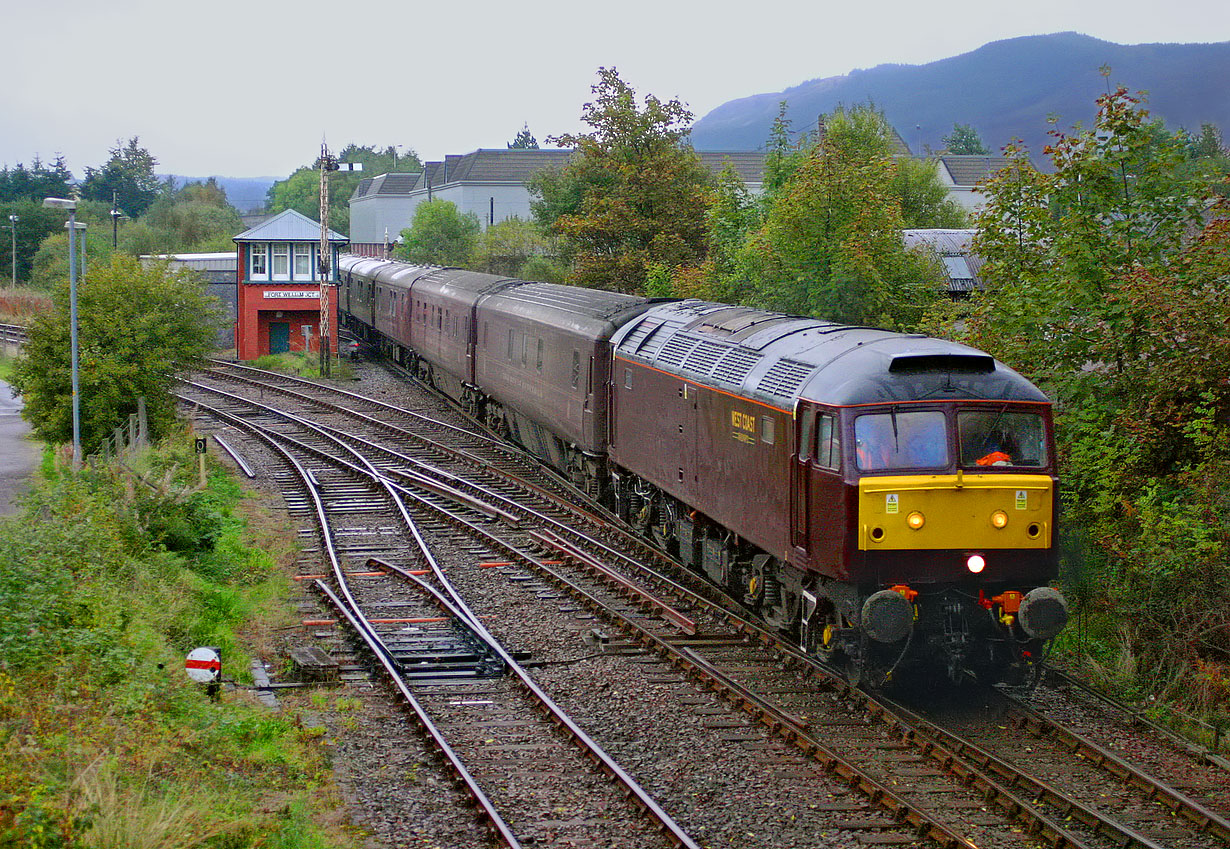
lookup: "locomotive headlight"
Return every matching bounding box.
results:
[966,554,987,573]
[991,510,1009,529]
[906,511,925,530]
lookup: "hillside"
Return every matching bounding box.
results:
[160,175,276,213]
[690,33,1230,154]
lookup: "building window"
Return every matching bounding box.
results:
[271,244,290,279]
[250,244,267,278]
[294,244,312,279]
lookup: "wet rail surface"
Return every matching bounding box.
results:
[180,361,1226,849]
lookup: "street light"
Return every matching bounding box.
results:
[7,214,16,287]
[43,196,81,471]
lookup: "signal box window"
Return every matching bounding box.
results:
[855,410,948,471]
[958,410,1047,468]
[271,244,290,279]
[250,245,268,278]
[293,244,312,278]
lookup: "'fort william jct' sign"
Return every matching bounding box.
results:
[263,290,320,299]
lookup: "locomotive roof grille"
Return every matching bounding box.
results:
[711,348,762,385]
[681,340,727,375]
[657,335,699,369]
[888,353,996,374]
[757,359,815,399]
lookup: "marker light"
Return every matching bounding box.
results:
[906,511,925,530]
[991,510,1009,529]
[966,554,987,574]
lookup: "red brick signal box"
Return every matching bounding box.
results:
[233,209,349,360]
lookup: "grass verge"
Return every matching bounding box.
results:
[0,432,361,848]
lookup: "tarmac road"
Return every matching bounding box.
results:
[0,378,39,516]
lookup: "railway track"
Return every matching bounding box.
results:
[180,388,697,848]
[181,361,1230,849]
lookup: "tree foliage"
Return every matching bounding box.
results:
[508,124,539,150]
[80,137,162,218]
[472,216,554,277]
[942,123,990,155]
[393,199,480,267]
[0,155,73,203]
[266,143,422,235]
[938,88,1230,696]
[529,67,711,293]
[10,254,222,450]
[690,103,946,327]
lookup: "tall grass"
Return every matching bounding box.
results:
[0,285,51,323]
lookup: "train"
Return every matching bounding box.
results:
[337,255,1069,685]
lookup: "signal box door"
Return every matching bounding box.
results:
[269,322,290,354]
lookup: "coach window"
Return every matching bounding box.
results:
[293,244,312,279]
[761,416,775,445]
[250,245,268,279]
[271,244,290,279]
[536,339,543,371]
[571,350,580,388]
[507,329,515,361]
[483,322,489,347]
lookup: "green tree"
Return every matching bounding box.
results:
[735,103,945,327]
[945,88,1230,689]
[142,179,243,251]
[508,124,540,150]
[529,67,712,293]
[266,144,423,236]
[0,155,74,203]
[10,254,222,450]
[473,216,554,276]
[1,201,64,284]
[942,123,990,155]
[80,137,163,218]
[894,156,967,228]
[393,199,480,267]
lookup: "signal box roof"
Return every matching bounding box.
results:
[233,208,348,244]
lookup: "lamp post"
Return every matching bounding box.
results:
[110,190,122,249]
[7,214,16,287]
[66,220,87,280]
[43,197,81,471]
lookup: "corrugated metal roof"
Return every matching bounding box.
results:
[902,228,985,293]
[233,208,347,243]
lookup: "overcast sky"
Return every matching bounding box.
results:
[1,0,1225,179]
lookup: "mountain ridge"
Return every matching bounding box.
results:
[690,33,1230,155]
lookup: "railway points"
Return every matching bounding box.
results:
[177,358,1230,848]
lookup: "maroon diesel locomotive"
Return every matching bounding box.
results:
[339,257,1068,684]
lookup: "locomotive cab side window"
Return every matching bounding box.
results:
[816,414,840,470]
[958,410,1047,468]
[797,409,814,462]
